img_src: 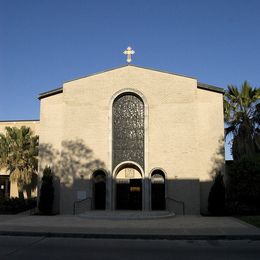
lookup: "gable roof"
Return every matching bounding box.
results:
[38,65,224,99]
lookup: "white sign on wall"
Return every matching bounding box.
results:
[77,191,87,200]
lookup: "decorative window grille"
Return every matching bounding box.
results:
[112,93,144,170]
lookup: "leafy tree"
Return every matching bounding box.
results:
[0,126,38,198]
[38,166,54,214]
[224,81,260,160]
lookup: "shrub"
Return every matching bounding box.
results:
[0,197,37,214]
[226,155,260,214]
[208,172,226,215]
[38,166,54,215]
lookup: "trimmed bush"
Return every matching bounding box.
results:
[208,172,226,215]
[38,167,54,215]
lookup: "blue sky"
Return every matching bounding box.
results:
[1,0,260,160]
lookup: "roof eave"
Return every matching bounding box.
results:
[38,87,63,100]
[197,82,225,94]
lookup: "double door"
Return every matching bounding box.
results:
[116,179,142,210]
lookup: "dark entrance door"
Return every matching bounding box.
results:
[0,176,10,199]
[116,179,142,210]
[94,181,106,210]
[151,183,165,210]
[151,171,165,210]
[116,180,129,210]
[129,179,142,210]
[93,171,106,210]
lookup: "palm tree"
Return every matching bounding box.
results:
[224,81,260,160]
[0,126,39,198]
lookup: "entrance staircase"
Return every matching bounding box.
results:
[78,210,175,220]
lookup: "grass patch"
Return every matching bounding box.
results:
[237,216,260,228]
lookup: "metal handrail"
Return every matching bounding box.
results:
[73,197,92,215]
[166,196,185,215]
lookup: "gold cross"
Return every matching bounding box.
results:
[123,46,135,63]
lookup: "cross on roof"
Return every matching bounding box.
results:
[123,46,135,63]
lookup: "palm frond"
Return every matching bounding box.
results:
[224,82,260,159]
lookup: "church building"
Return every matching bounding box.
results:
[37,61,225,215]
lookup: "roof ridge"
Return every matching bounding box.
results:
[38,65,224,99]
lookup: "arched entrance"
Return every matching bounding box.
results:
[151,170,166,210]
[115,163,143,210]
[92,170,106,210]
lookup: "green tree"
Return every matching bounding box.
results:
[224,81,260,160]
[0,126,38,198]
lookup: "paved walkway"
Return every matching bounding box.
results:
[0,213,259,239]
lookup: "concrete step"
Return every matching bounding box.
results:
[78,210,175,220]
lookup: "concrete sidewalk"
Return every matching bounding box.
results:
[0,213,260,240]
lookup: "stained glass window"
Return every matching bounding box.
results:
[112,93,144,170]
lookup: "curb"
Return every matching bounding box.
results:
[1,231,260,240]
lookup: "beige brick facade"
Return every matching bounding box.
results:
[38,65,225,215]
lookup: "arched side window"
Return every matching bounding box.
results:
[92,170,106,210]
[151,170,166,210]
[112,93,144,170]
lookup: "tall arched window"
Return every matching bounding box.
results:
[112,93,144,170]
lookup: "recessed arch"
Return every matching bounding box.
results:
[150,168,166,210]
[109,88,148,110]
[113,161,144,178]
[108,88,149,175]
[92,169,107,210]
[149,167,167,179]
[112,92,145,170]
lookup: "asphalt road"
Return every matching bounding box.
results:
[0,236,260,260]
